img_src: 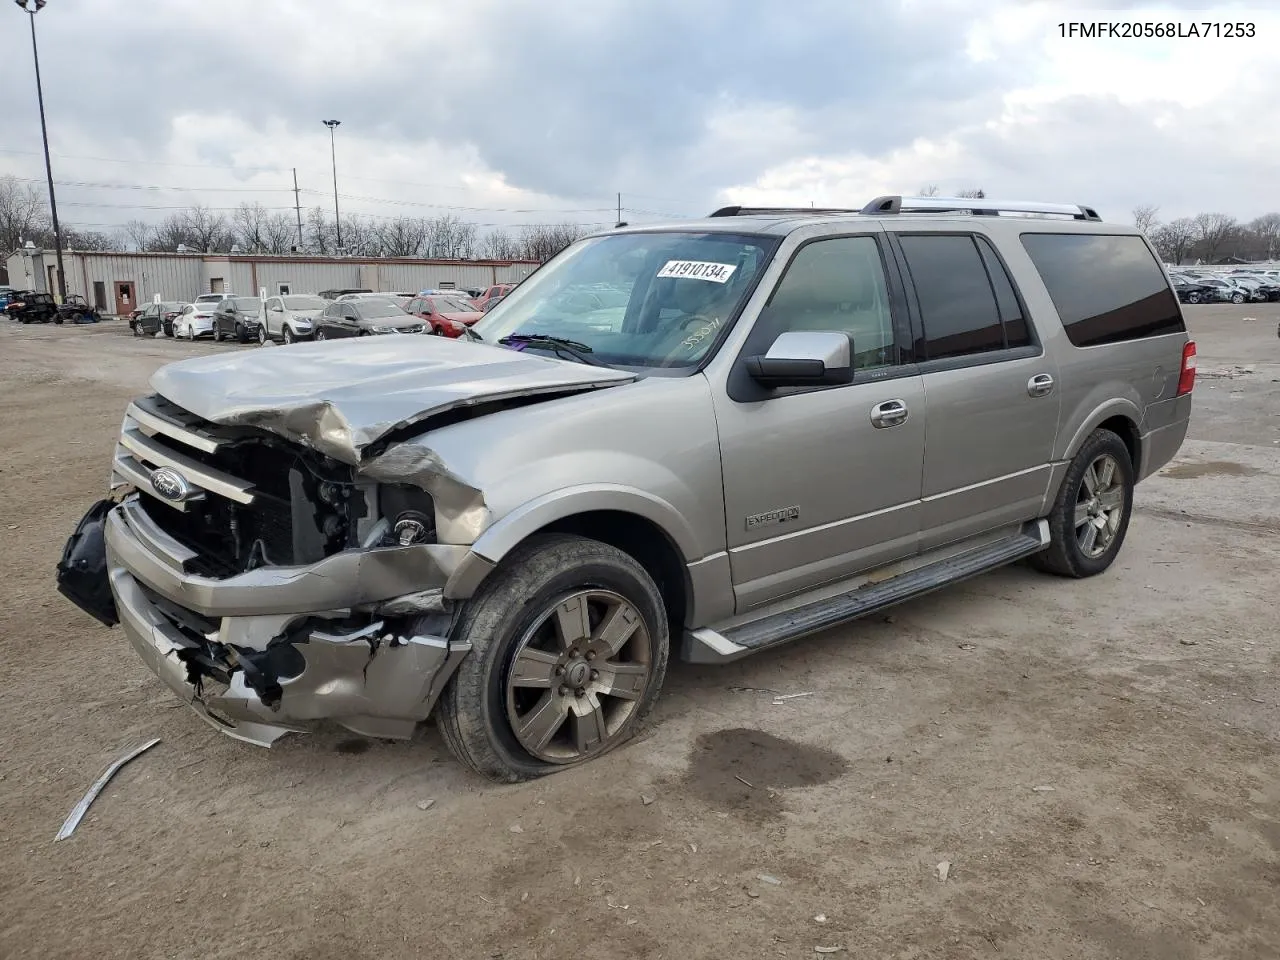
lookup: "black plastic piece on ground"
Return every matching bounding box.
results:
[56,498,120,627]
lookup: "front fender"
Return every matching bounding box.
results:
[441,484,701,600]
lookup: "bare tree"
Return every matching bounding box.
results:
[519,222,590,262]
[480,228,519,260]
[233,202,272,252]
[1248,213,1280,261]
[956,187,986,199]
[1151,217,1196,265]
[305,206,333,254]
[917,185,940,197]
[62,227,115,251]
[149,212,200,252]
[121,219,154,252]
[261,212,299,253]
[423,214,478,259]
[1132,204,1160,236]
[183,205,235,252]
[1191,212,1237,263]
[378,216,427,257]
[0,175,48,253]
[338,214,378,256]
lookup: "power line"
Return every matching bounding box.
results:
[0,146,286,173]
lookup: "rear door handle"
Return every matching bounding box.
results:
[1027,373,1055,398]
[869,399,909,428]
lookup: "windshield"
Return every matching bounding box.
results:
[283,295,327,310]
[472,231,777,369]
[430,296,477,313]
[356,301,409,319]
[234,297,261,311]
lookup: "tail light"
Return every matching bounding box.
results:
[1176,341,1196,396]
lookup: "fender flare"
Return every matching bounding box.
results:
[1058,397,1143,463]
[442,484,703,600]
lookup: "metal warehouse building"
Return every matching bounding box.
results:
[4,247,540,316]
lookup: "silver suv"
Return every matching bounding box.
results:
[56,195,1195,781]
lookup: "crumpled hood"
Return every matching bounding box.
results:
[150,336,636,465]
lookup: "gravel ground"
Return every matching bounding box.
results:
[0,306,1277,960]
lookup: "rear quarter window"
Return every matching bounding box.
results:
[1019,233,1185,347]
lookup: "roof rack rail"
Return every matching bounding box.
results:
[708,205,864,218]
[860,195,1102,221]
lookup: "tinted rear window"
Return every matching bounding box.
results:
[1019,233,1185,347]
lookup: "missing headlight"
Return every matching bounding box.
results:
[379,484,437,546]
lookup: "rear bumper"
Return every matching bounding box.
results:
[101,498,473,746]
[1137,393,1192,482]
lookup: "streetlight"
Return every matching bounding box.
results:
[322,120,343,252]
[15,0,67,301]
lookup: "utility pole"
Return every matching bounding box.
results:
[617,192,621,224]
[292,167,304,250]
[322,120,343,252]
[16,0,67,301]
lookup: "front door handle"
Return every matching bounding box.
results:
[1027,373,1055,398]
[869,399,909,429]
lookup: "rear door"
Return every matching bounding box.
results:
[887,229,1060,550]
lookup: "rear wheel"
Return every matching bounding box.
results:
[131,322,142,337]
[1030,428,1134,578]
[257,325,268,345]
[438,534,670,782]
[186,325,196,342]
[1186,292,1201,304]
[315,329,326,342]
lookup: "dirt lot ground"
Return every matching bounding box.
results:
[1,307,1277,960]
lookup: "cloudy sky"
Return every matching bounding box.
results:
[2,0,1276,239]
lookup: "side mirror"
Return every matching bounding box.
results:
[745,330,854,387]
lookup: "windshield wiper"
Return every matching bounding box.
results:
[498,333,605,366]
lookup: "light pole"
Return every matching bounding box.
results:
[322,120,342,252]
[15,0,66,301]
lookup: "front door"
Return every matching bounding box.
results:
[890,230,1061,550]
[113,281,134,317]
[712,232,926,612]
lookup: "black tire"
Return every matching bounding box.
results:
[283,326,295,344]
[315,329,326,342]
[257,326,268,346]
[437,534,671,782]
[1187,292,1200,304]
[236,324,248,344]
[131,322,142,337]
[1232,292,1245,304]
[212,326,222,342]
[1030,428,1134,578]
[186,325,196,342]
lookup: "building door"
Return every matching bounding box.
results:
[113,281,135,316]
[210,277,225,293]
[92,281,107,310]
[48,265,59,297]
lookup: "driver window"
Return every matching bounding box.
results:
[760,236,896,369]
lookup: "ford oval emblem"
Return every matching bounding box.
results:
[150,467,192,502]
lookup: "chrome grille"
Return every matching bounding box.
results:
[113,395,358,576]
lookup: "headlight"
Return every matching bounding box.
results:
[370,325,395,333]
[294,318,312,327]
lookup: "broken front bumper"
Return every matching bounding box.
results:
[100,497,473,746]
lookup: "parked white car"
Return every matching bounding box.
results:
[173,302,218,340]
[258,294,329,345]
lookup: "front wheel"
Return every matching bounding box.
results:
[236,324,248,344]
[131,322,142,337]
[1232,292,1245,304]
[1187,292,1201,304]
[283,326,295,344]
[438,534,670,782]
[1030,428,1134,578]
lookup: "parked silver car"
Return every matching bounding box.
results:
[57,195,1194,781]
[258,294,329,344]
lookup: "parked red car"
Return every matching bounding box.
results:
[471,283,515,311]
[406,294,485,337]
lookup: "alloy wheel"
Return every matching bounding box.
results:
[1074,453,1125,559]
[505,589,653,764]
[284,327,294,344]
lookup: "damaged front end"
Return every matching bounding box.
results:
[62,393,482,746]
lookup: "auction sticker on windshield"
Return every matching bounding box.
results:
[657,260,738,283]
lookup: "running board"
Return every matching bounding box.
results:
[684,520,1049,665]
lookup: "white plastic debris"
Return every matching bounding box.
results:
[416,799,436,811]
[813,914,828,923]
[641,794,655,806]
[757,874,782,885]
[936,860,951,882]
[814,946,844,954]
[1032,785,1056,793]
[509,824,524,834]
